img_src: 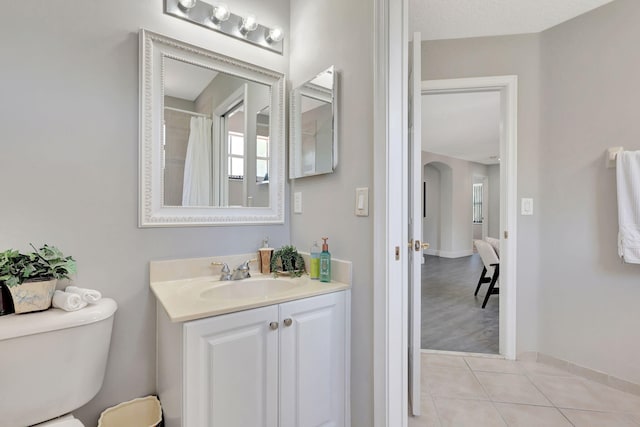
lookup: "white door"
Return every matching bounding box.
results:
[279,292,347,427]
[408,31,423,417]
[183,305,279,427]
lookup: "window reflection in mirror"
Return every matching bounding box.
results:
[256,106,270,185]
[162,57,271,208]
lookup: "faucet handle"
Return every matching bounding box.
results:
[238,258,257,270]
[212,261,232,281]
[211,261,231,273]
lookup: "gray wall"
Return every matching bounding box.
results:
[488,164,501,238]
[539,0,640,384]
[289,0,374,425]
[422,151,489,256]
[422,33,542,354]
[423,164,442,251]
[0,1,290,425]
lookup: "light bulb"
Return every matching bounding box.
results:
[239,14,258,35]
[178,0,197,11]
[266,27,284,43]
[211,3,230,24]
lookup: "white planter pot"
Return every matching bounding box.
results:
[7,279,57,314]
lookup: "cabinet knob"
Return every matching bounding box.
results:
[283,318,293,327]
[269,321,279,330]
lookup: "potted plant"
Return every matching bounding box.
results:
[0,244,77,314]
[270,245,305,277]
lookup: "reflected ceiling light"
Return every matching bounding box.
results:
[210,3,230,24]
[177,0,197,11]
[266,27,284,44]
[239,15,258,35]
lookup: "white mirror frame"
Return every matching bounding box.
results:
[139,29,285,227]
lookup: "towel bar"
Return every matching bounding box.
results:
[606,146,624,169]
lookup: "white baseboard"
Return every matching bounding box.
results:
[521,352,640,397]
[423,249,473,259]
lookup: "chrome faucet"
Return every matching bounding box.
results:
[211,261,232,281]
[230,259,255,280]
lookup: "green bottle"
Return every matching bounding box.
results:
[310,241,320,280]
[319,237,331,283]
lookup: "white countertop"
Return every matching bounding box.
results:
[151,274,350,322]
[150,253,352,322]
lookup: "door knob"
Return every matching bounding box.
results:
[269,321,279,330]
[421,242,430,250]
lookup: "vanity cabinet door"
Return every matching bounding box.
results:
[279,291,347,427]
[183,305,279,427]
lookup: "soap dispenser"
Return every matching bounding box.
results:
[310,241,320,280]
[319,237,331,283]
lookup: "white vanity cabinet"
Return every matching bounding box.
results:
[157,290,350,427]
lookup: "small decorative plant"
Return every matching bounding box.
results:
[270,245,305,277]
[0,244,77,288]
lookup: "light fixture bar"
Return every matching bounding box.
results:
[164,0,284,55]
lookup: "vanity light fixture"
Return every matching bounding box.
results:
[164,0,284,54]
[210,3,230,25]
[266,27,284,44]
[239,15,258,35]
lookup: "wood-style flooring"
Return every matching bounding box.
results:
[421,254,499,354]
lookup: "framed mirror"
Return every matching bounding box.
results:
[289,66,338,179]
[139,29,285,226]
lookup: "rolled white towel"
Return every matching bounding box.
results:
[52,290,88,312]
[65,286,102,304]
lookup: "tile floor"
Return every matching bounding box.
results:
[410,353,640,427]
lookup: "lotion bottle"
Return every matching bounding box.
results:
[310,241,320,280]
[319,237,331,283]
[258,237,274,274]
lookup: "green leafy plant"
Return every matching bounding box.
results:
[270,245,305,277]
[0,244,77,288]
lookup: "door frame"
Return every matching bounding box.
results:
[371,22,519,419]
[373,0,408,424]
[422,76,518,359]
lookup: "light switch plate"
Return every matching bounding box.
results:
[294,192,302,214]
[355,187,369,216]
[521,198,533,215]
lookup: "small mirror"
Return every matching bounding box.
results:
[289,66,338,179]
[139,30,285,226]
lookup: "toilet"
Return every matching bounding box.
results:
[0,298,118,427]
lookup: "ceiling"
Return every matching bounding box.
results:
[422,91,500,165]
[410,0,615,40]
[164,58,218,101]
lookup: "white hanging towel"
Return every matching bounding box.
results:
[616,150,640,263]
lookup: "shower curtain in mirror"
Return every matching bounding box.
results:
[182,117,213,206]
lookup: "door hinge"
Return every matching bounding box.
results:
[504,230,509,239]
[395,246,400,261]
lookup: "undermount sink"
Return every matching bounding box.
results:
[200,278,298,301]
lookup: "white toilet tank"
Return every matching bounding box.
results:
[0,298,117,427]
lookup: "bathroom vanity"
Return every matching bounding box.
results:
[151,254,351,427]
